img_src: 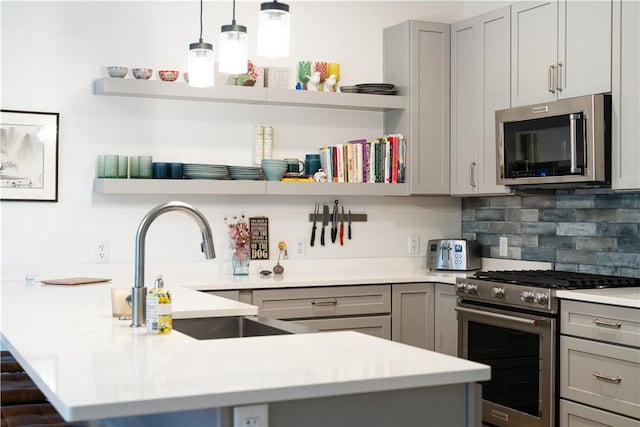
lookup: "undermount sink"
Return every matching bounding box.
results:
[173,315,316,340]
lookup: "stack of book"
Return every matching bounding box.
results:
[318,134,406,183]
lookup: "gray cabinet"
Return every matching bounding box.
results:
[511,0,612,106]
[560,399,640,427]
[450,6,512,196]
[391,283,435,349]
[434,283,458,357]
[560,300,640,421]
[612,0,640,190]
[383,20,450,195]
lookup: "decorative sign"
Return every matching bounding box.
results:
[249,217,269,260]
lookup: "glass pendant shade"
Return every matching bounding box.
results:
[256,1,290,58]
[219,24,248,75]
[188,41,215,88]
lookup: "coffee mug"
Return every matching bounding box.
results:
[305,154,321,176]
[285,158,305,174]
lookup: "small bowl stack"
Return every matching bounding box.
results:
[261,159,287,181]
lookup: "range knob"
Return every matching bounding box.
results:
[465,284,478,295]
[520,291,535,303]
[490,287,505,298]
[455,283,467,293]
[534,293,549,305]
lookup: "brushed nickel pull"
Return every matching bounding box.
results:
[593,371,622,384]
[311,298,337,306]
[556,62,563,91]
[593,318,622,328]
[470,161,477,187]
[548,65,556,93]
[490,409,509,421]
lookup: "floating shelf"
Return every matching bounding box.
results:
[93,78,406,112]
[93,179,409,197]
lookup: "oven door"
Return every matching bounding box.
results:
[457,301,556,427]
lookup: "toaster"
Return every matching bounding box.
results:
[427,239,481,271]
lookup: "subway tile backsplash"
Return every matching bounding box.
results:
[462,190,640,278]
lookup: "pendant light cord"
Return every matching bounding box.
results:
[232,0,237,25]
[199,0,204,43]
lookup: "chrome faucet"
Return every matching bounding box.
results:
[131,201,216,327]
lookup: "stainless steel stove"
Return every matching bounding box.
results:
[455,270,639,427]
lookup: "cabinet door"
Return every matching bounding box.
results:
[560,399,640,427]
[558,0,612,99]
[434,284,458,357]
[612,0,640,190]
[511,1,558,106]
[391,283,434,350]
[450,19,479,195]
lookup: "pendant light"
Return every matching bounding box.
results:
[219,0,248,74]
[188,0,214,88]
[256,0,290,59]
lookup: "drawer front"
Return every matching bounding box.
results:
[205,290,240,301]
[561,336,640,419]
[561,300,640,348]
[294,315,391,340]
[560,399,640,427]
[252,285,391,319]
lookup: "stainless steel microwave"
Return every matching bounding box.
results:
[496,94,611,188]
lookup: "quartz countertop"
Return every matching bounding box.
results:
[556,287,640,308]
[0,279,490,422]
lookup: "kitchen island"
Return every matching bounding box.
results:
[1,279,490,427]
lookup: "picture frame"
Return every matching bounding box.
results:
[1,110,59,202]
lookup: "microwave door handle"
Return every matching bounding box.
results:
[569,113,582,173]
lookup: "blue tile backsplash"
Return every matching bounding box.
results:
[462,190,640,278]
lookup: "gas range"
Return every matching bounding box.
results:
[456,270,640,314]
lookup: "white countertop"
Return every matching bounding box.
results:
[0,280,490,422]
[557,287,640,308]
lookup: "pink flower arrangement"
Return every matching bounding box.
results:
[226,214,250,263]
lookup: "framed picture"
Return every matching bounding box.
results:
[1,110,59,202]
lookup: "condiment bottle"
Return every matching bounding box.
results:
[146,275,172,334]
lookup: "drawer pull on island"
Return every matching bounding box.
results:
[593,371,623,384]
[593,318,622,329]
[311,298,338,306]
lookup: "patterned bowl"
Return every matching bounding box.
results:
[132,68,153,80]
[159,70,179,82]
[107,66,128,78]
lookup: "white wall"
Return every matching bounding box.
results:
[0,1,476,280]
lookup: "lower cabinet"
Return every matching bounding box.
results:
[294,316,391,339]
[560,399,640,427]
[434,283,458,357]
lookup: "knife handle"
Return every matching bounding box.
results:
[348,224,352,240]
[321,227,325,246]
[340,223,344,246]
[310,225,316,247]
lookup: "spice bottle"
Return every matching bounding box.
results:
[146,275,172,334]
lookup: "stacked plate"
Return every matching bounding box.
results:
[183,163,230,180]
[355,83,397,95]
[228,166,264,180]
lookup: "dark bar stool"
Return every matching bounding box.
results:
[0,372,47,405]
[0,351,23,373]
[0,403,88,427]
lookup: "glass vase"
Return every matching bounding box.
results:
[232,253,250,275]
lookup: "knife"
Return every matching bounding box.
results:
[310,202,319,247]
[339,206,344,246]
[331,200,338,244]
[320,204,329,246]
[348,209,352,240]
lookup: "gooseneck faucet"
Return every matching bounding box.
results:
[131,201,216,327]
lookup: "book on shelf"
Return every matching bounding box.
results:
[317,134,406,184]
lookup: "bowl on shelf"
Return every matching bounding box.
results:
[132,68,153,80]
[159,70,179,82]
[107,66,128,78]
[261,159,287,181]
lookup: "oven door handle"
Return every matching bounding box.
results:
[455,306,541,327]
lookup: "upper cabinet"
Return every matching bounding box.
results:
[511,0,613,106]
[383,21,451,195]
[450,6,512,196]
[612,0,640,190]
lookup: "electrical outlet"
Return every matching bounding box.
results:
[499,236,508,257]
[408,235,420,255]
[295,237,306,258]
[233,404,268,427]
[96,240,109,263]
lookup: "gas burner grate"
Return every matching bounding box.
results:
[473,270,640,289]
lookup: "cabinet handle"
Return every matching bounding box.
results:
[593,371,622,384]
[470,161,477,187]
[556,62,563,92]
[311,298,338,306]
[548,65,556,93]
[593,318,622,328]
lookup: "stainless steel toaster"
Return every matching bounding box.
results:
[427,239,481,271]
